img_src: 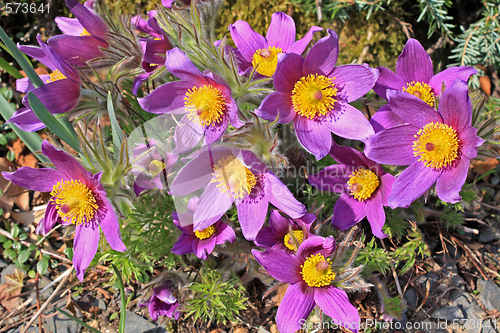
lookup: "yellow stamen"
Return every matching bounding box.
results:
[47,70,67,83]
[51,180,98,225]
[211,156,257,200]
[251,46,283,77]
[300,253,336,288]
[80,28,91,36]
[184,85,227,127]
[194,225,216,240]
[403,81,434,106]
[413,122,460,169]
[291,74,338,120]
[283,230,304,251]
[347,168,380,201]
[148,160,166,177]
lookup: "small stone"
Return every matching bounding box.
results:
[477,279,500,312]
[0,259,7,269]
[124,311,165,333]
[479,227,500,243]
[270,324,279,333]
[415,272,439,291]
[404,288,418,309]
[481,319,499,333]
[44,312,81,333]
[257,326,270,333]
[431,306,464,321]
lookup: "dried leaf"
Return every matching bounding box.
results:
[5,268,25,294]
[0,268,25,311]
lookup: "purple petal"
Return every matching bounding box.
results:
[173,115,204,154]
[48,35,107,65]
[255,91,295,123]
[99,199,126,252]
[303,30,338,76]
[132,72,150,96]
[314,286,360,333]
[254,227,280,248]
[18,44,55,70]
[41,141,90,183]
[143,39,171,65]
[25,79,80,115]
[236,192,269,241]
[55,17,84,35]
[388,162,441,208]
[195,237,216,259]
[214,222,236,245]
[251,248,302,284]
[308,165,351,194]
[297,235,336,261]
[229,21,267,63]
[332,193,366,231]
[437,79,471,131]
[324,103,374,142]
[154,285,177,304]
[386,90,442,128]
[165,48,205,84]
[266,12,296,50]
[395,38,433,84]
[459,126,484,159]
[294,116,332,160]
[379,173,396,206]
[329,140,370,168]
[331,65,379,103]
[373,67,405,99]
[273,53,305,93]
[286,26,323,54]
[138,81,192,114]
[204,114,229,145]
[435,157,469,203]
[65,0,108,38]
[266,172,306,218]
[370,105,406,133]
[7,108,45,132]
[39,201,59,235]
[429,66,477,96]
[193,182,233,230]
[364,124,419,165]
[171,233,196,255]
[269,209,294,237]
[365,192,388,238]
[276,283,316,333]
[73,223,100,281]
[16,76,49,93]
[2,167,68,192]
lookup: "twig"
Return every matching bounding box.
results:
[19,266,73,333]
[414,280,431,313]
[450,236,488,280]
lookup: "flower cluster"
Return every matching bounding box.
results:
[2,0,487,331]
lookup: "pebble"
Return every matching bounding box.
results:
[124,311,166,333]
[477,279,500,312]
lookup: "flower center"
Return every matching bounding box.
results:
[184,85,226,127]
[47,70,67,83]
[403,81,434,106]
[413,122,460,169]
[251,46,283,77]
[148,160,166,177]
[211,156,257,200]
[80,28,91,36]
[300,253,336,288]
[291,74,338,120]
[51,180,98,225]
[194,225,216,240]
[347,168,380,201]
[283,230,304,251]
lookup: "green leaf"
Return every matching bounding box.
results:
[28,243,36,251]
[106,92,124,157]
[0,134,7,145]
[19,233,28,241]
[0,234,7,243]
[10,224,19,239]
[27,92,81,153]
[0,57,23,79]
[109,312,119,320]
[63,247,74,260]
[37,258,49,275]
[12,241,21,250]
[0,26,43,88]
[0,94,49,164]
[6,150,15,162]
[28,270,36,279]
[4,248,16,259]
[18,249,30,263]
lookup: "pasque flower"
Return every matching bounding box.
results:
[10,35,81,132]
[2,141,126,280]
[138,48,243,153]
[131,139,177,196]
[370,38,476,132]
[256,30,378,160]
[308,141,395,238]
[229,12,322,77]
[254,209,315,251]
[365,80,484,208]
[171,197,236,260]
[170,146,306,241]
[139,283,180,321]
[49,0,108,66]
[131,10,173,95]
[252,236,360,333]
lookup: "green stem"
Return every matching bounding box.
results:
[111,264,127,333]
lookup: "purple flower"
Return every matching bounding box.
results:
[365,80,484,208]
[256,30,378,160]
[138,48,243,153]
[139,283,180,321]
[10,35,81,132]
[170,146,306,241]
[171,197,236,260]
[48,0,108,66]
[308,142,396,238]
[131,11,173,95]
[371,38,476,133]
[229,12,322,77]
[2,141,126,280]
[162,0,191,8]
[254,209,315,251]
[252,236,360,333]
[131,139,177,196]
